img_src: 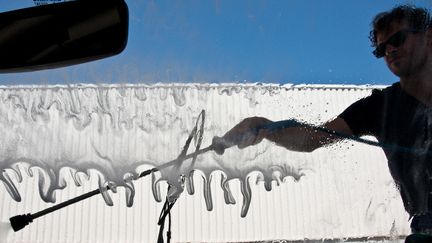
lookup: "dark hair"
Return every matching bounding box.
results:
[369,5,432,47]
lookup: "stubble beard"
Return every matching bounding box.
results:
[391,52,428,80]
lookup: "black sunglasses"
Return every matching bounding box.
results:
[373,29,422,58]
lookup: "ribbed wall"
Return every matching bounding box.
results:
[0,84,410,243]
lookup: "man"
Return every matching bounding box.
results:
[213,5,432,240]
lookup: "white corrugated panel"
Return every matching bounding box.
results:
[0,84,410,243]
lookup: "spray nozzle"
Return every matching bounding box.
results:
[9,214,33,232]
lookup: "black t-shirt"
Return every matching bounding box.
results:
[339,82,432,216]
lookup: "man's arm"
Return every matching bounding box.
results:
[264,117,353,152]
[212,117,354,154]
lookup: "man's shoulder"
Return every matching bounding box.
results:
[338,82,400,136]
[345,82,400,109]
[372,82,400,92]
[369,82,401,97]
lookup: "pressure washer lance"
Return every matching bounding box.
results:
[9,145,216,232]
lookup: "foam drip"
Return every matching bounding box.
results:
[221,172,236,204]
[203,172,213,211]
[240,176,252,217]
[1,170,22,202]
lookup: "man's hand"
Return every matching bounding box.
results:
[212,117,272,155]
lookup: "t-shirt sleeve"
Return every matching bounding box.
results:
[338,89,384,137]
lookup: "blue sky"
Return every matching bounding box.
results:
[1,0,432,85]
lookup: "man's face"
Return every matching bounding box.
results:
[376,20,430,78]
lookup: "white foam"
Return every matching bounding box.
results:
[0,83,380,217]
